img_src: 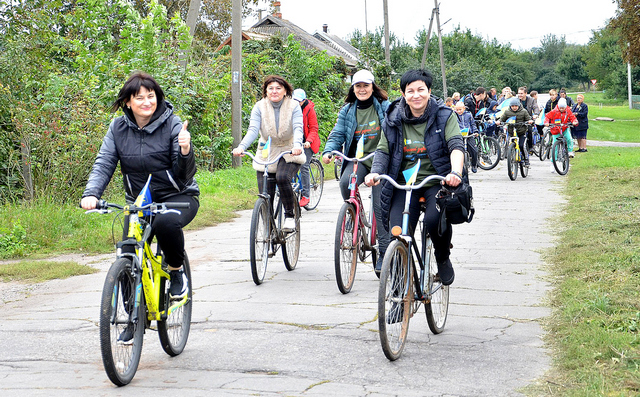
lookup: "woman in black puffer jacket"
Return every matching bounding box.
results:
[81,71,199,300]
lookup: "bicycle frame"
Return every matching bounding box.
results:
[332,151,377,254]
[377,174,446,302]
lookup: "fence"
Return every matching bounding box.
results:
[632,95,640,110]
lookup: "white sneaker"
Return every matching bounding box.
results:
[569,152,575,158]
[283,217,296,232]
[550,163,555,173]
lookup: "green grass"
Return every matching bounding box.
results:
[0,163,259,261]
[584,106,640,143]
[580,92,628,107]
[531,146,640,395]
[0,260,98,282]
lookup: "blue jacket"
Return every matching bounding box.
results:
[323,97,390,157]
[456,110,478,134]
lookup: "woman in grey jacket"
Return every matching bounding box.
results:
[81,71,199,304]
[322,70,390,274]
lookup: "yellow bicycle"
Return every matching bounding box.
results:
[87,184,192,386]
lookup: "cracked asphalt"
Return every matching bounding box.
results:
[0,155,565,396]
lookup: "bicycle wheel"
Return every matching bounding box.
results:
[99,258,145,386]
[552,140,570,175]
[477,136,500,170]
[506,143,518,181]
[498,133,507,160]
[282,203,300,271]
[158,252,192,356]
[306,158,324,210]
[531,132,542,158]
[378,239,412,361]
[540,131,551,161]
[334,203,358,294]
[334,157,342,180]
[249,198,271,285]
[423,236,449,334]
[520,141,529,178]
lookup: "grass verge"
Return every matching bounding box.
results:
[533,146,640,395]
[0,260,98,282]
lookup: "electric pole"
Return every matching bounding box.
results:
[231,0,242,167]
[383,0,390,65]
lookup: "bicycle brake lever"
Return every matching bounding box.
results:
[85,209,111,214]
[158,209,181,215]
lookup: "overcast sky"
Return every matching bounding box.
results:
[247,0,619,51]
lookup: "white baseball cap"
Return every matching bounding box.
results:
[351,70,375,85]
[558,98,567,108]
[292,88,306,102]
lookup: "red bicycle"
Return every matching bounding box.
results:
[330,151,378,294]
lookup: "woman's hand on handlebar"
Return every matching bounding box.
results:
[365,173,379,187]
[81,196,98,210]
[232,147,244,157]
[322,153,332,164]
[444,172,462,187]
[291,147,303,156]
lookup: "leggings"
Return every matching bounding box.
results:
[257,158,301,218]
[388,184,452,264]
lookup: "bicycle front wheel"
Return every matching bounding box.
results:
[507,143,518,181]
[552,140,570,175]
[282,203,300,271]
[306,158,324,210]
[99,258,145,386]
[334,203,358,294]
[250,198,271,285]
[334,157,342,180]
[498,134,507,160]
[424,237,449,334]
[158,252,193,356]
[378,240,412,361]
[540,131,551,161]
[477,136,500,170]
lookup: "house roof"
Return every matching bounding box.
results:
[247,15,359,67]
[313,31,360,66]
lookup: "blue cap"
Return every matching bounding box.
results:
[292,89,306,102]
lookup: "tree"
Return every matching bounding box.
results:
[534,34,567,66]
[610,0,640,66]
[556,45,589,89]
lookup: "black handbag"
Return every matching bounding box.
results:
[435,182,474,236]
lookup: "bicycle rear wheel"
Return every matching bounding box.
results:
[540,131,551,161]
[306,158,324,210]
[282,203,300,271]
[334,157,342,180]
[334,203,358,294]
[250,198,271,285]
[477,136,500,170]
[99,258,145,386]
[423,236,449,334]
[552,140,570,175]
[520,141,529,178]
[378,239,412,361]
[158,252,192,356]
[507,143,518,181]
[498,133,507,160]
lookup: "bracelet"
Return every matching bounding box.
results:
[450,171,463,180]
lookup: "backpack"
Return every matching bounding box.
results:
[435,182,475,236]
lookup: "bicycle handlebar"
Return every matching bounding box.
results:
[329,150,375,163]
[241,150,292,166]
[374,174,446,191]
[85,200,189,214]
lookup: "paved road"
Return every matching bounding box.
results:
[0,157,565,396]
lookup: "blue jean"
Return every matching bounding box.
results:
[299,147,313,198]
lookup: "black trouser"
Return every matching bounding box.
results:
[388,184,452,264]
[153,194,200,267]
[121,194,199,268]
[256,158,300,218]
[466,136,478,168]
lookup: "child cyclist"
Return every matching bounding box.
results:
[544,97,578,170]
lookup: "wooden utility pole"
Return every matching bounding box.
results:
[231,0,242,167]
[420,8,436,69]
[434,0,447,96]
[383,0,390,65]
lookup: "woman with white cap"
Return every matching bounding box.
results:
[322,69,390,274]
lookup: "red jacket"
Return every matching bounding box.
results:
[301,100,320,153]
[544,106,577,135]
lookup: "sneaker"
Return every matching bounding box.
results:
[283,216,296,232]
[569,152,575,158]
[437,259,455,286]
[299,196,310,208]
[471,166,478,173]
[550,163,555,173]
[374,253,384,278]
[524,160,530,167]
[118,325,134,345]
[386,301,404,324]
[169,268,188,299]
